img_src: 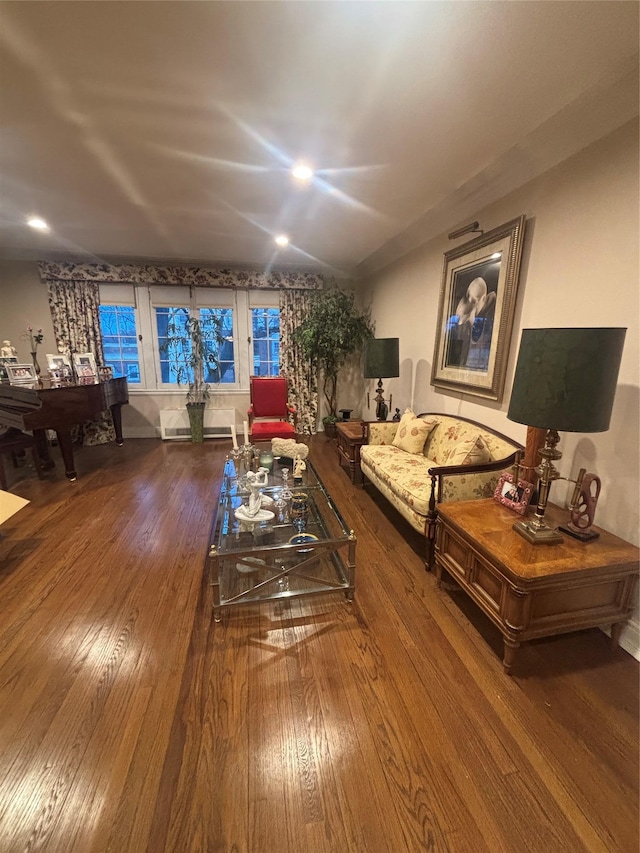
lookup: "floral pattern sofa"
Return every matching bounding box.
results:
[360,411,523,568]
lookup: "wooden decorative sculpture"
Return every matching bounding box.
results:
[559,471,601,542]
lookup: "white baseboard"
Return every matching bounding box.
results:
[602,619,640,662]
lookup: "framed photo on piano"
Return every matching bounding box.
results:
[0,356,18,380]
[6,363,37,386]
[72,352,98,384]
[46,353,72,372]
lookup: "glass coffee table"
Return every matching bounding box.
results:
[208,456,356,622]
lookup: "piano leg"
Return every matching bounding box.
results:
[33,429,55,471]
[111,403,125,446]
[56,430,78,481]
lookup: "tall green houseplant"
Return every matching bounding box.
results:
[163,309,225,443]
[294,288,373,432]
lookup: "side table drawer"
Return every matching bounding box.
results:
[468,553,505,616]
[437,525,470,582]
[437,523,504,616]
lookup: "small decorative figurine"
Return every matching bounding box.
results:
[392,408,401,422]
[293,456,306,483]
[243,467,270,517]
[1,340,17,358]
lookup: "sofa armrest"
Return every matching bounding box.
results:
[365,421,399,445]
[427,450,520,503]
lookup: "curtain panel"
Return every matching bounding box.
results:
[279,290,318,434]
[47,279,115,445]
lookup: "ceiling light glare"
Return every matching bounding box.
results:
[491,252,501,259]
[275,234,289,247]
[27,216,49,231]
[291,164,313,182]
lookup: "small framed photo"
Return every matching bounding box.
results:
[494,471,534,515]
[6,363,37,385]
[99,365,114,381]
[73,352,98,379]
[0,356,18,379]
[46,353,72,371]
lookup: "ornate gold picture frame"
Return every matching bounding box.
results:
[431,215,526,402]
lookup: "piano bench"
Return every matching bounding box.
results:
[0,428,44,490]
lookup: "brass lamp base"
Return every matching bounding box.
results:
[512,518,563,545]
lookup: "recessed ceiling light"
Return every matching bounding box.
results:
[291,164,313,182]
[491,252,501,259]
[275,234,289,247]
[27,216,50,231]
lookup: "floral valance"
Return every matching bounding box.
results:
[37,261,324,290]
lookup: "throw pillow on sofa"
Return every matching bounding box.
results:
[447,434,491,466]
[392,409,439,454]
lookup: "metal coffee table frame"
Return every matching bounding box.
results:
[208,456,356,622]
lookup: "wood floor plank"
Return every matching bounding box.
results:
[0,436,637,852]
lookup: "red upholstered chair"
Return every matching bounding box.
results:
[248,376,297,441]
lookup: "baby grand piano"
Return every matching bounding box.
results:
[0,377,128,481]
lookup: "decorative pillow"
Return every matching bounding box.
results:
[392,409,439,454]
[447,434,491,467]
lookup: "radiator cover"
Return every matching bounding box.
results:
[159,408,234,440]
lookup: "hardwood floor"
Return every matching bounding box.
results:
[0,435,637,852]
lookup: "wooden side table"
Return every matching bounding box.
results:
[435,499,639,674]
[336,420,366,483]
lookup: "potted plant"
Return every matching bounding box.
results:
[293,288,374,438]
[163,309,225,443]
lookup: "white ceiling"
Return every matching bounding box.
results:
[0,1,638,278]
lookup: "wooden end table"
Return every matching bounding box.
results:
[435,499,639,674]
[336,420,366,483]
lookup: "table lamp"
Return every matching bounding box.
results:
[364,338,400,421]
[507,327,626,544]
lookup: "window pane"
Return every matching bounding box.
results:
[251,307,280,377]
[156,306,192,385]
[99,305,141,383]
[201,308,235,385]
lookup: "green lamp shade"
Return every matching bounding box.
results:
[363,338,400,379]
[507,327,626,433]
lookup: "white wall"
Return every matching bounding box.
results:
[361,118,640,657]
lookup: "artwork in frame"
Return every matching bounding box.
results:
[431,215,527,402]
[493,470,534,516]
[6,363,37,385]
[72,352,98,383]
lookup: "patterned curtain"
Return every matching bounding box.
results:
[47,280,115,445]
[279,290,318,434]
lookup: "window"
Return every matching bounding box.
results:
[154,305,236,387]
[251,307,280,376]
[99,284,278,392]
[99,304,141,383]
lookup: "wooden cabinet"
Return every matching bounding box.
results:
[336,421,366,483]
[435,499,639,674]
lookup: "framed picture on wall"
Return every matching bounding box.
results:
[431,215,527,402]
